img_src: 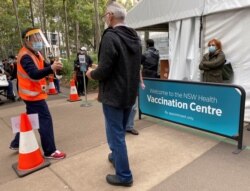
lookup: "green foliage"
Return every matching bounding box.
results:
[0,0,135,90]
[0,0,110,58]
[89,52,98,64]
[61,57,75,81]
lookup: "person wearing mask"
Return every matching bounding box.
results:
[86,2,141,187]
[199,39,225,83]
[74,47,93,96]
[9,28,66,160]
[141,39,160,78]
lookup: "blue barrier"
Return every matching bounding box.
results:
[139,79,245,150]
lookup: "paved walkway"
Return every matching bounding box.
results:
[1,89,250,191]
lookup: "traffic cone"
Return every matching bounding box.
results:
[47,75,58,95]
[67,79,81,102]
[12,113,50,177]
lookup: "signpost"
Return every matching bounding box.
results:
[79,54,91,107]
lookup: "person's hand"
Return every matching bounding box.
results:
[91,64,98,69]
[51,60,63,72]
[140,82,145,90]
[86,68,93,79]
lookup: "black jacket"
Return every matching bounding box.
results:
[142,47,159,78]
[74,54,93,76]
[91,26,141,108]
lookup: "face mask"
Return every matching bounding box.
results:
[208,46,216,53]
[32,42,43,52]
[105,19,111,28]
[104,23,108,29]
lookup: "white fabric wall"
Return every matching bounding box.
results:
[168,17,201,81]
[204,0,250,15]
[204,8,250,121]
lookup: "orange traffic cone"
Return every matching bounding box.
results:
[47,75,58,95]
[67,79,81,102]
[12,113,50,177]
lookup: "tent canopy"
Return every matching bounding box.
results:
[126,0,250,121]
[126,0,250,30]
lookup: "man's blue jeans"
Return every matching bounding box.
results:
[102,103,133,182]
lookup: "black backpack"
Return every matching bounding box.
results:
[222,61,233,81]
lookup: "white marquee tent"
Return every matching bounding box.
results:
[126,0,250,121]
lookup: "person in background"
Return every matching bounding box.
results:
[86,1,141,187]
[74,47,93,96]
[199,38,225,83]
[10,55,19,100]
[8,55,17,81]
[141,39,160,78]
[9,27,66,159]
[126,71,145,135]
[2,58,15,101]
[48,55,61,93]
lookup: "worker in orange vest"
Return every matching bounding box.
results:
[9,28,66,159]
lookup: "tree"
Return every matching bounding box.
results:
[0,0,110,58]
[94,0,101,52]
[12,0,22,46]
[63,0,70,59]
[29,0,35,27]
[42,0,47,39]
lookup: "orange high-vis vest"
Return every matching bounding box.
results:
[17,47,47,101]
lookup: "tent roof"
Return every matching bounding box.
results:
[126,0,250,30]
[204,0,250,15]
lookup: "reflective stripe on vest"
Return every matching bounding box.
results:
[19,88,40,96]
[17,71,40,82]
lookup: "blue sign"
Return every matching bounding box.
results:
[79,54,86,72]
[80,64,86,72]
[139,79,244,137]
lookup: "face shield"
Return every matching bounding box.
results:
[25,29,50,48]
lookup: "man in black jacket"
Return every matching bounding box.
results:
[86,1,141,187]
[142,39,160,78]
